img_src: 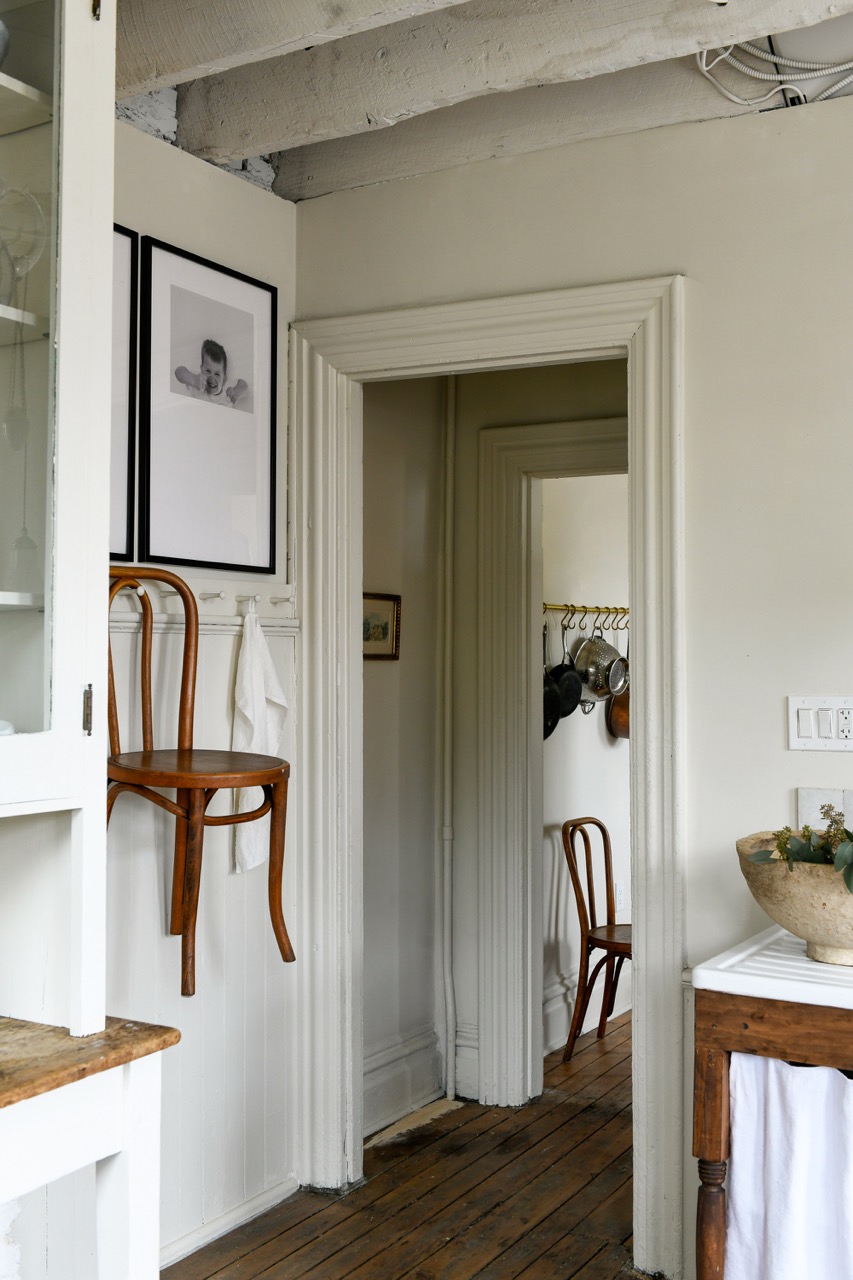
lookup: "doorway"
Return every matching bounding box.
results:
[290,276,684,1278]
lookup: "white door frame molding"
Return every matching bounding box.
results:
[290,275,685,1277]
[477,418,629,1110]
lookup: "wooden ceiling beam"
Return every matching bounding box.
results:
[175,0,853,162]
[116,0,475,99]
[271,57,759,201]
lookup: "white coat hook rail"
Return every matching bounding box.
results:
[542,602,629,631]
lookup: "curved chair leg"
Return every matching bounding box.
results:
[564,947,592,1062]
[607,956,626,1017]
[181,789,206,997]
[598,957,616,1038]
[268,778,295,963]
[564,951,609,1062]
[170,788,190,936]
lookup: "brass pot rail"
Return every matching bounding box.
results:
[543,603,629,631]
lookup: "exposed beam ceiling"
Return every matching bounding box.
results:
[117,0,853,200]
[271,56,755,202]
[116,0,475,98]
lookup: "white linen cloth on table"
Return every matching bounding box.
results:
[727,1049,853,1280]
[231,605,288,873]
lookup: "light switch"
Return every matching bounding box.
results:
[797,707,813,738]
[818,708,833,739]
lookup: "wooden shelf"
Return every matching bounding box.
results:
[0,592,44,611]
[0,1015,180,1109]
[0,71,51,136]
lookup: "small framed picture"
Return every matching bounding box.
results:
[363,593,401,660]
[138,236,277,573]
[110,224,138,561]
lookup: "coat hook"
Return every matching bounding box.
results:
[199,591,226,601]
[269,596,289,604]
[236,594,260,603]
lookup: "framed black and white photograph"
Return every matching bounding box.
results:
[110,224,138,561]
[363,593,401,660]
[138,236,277,572]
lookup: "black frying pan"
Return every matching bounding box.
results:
[543,627,561,739]
[548,622,583,718]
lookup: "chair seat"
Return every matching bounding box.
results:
[109,749,289,789]
[589,924,632,955]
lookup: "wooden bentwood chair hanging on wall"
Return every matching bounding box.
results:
[107,566,295,996]
[561,816,632,1062]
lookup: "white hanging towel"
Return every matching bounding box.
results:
[231,604,288,873]
[727,1050,853,1280]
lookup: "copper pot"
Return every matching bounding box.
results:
[605,688,629,740]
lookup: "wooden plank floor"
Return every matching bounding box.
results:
[163,1014,652,1279]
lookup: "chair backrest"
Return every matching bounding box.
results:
[108,566,199,756]
[561,816,616,937]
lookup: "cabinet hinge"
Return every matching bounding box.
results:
[83,684,93,736]
[92,0,101,20]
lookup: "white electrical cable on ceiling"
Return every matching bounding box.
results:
[696,50,805,105]
[697,40,853,106]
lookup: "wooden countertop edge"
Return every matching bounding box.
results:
[0,1014,181,1109]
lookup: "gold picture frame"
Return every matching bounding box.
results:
[363,593,401,660]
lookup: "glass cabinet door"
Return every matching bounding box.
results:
[0,0,114,820]
[0,0,55,736]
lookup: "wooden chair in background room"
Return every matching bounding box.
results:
[107,566,295,996]
[561,816,632,1062]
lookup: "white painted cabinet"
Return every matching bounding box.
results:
[0,0,115,1034]
[0,11,176,1275]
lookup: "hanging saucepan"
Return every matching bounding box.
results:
[574,625,628,700]
[605,687,630,739]
[543,626,561,740]
[548,619,582,718]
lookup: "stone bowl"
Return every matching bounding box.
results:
[737,831,853,966]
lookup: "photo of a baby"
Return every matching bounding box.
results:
[175,338,249,409]
[170,285,254,414]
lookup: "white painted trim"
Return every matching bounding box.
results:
[363,1028,443,1137]
[158,1175,300,1268]
[477,419,628,1107]
[290,276,685,1278]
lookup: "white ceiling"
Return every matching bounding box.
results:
[114,1,853,201]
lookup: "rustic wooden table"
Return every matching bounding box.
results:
[692,928,853,1280]
[0,1013,179,1277]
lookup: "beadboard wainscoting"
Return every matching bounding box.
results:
[106,613,299,1264]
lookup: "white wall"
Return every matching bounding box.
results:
[542,472,631,1053]
[361,378,445,1134]
[102,125,296,1266]
[296,95,853,1276]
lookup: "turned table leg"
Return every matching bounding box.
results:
[693,1046,730,1280]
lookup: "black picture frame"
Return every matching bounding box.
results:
[110,224,138,561]
[363,593,401,660]
[138,236,277,573]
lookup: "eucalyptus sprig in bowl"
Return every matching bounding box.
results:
[737,804,853,965]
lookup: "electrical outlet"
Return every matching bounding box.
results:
[840,709,853,739]
[615,879,625,911]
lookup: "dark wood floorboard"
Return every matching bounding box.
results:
[163,1014,647,1280]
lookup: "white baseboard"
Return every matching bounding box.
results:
[159,1175,299,1269]
[363,1027,443,1137]
[453,1020,479,1100]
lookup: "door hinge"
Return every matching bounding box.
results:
[83,684,93,736]
[92,0,101,19]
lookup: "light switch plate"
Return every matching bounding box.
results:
[788,697,853,751]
